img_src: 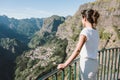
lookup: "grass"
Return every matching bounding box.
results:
[99,28,111,40]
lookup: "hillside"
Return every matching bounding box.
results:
[15,15,67,80]
[0,0,120,80]
[15,37,68,80]
[0,15,43,43]
[0,15,43,80]
[0,38,28,80]
[0,15,66,80]
[28,15,65,48]
[15,0,120,80]
[56,0,120,57]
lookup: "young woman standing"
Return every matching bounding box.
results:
[57,9,100,80]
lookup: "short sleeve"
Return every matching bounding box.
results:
[80,28,88,40]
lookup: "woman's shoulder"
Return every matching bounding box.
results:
[81,28,89,32]
[80,28,89,36]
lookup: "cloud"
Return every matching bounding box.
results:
[0,8,54,19]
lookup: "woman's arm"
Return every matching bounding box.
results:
[57,34,86,69]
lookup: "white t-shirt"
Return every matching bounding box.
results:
[80,27,99,59]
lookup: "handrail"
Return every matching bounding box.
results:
[37,58,80,80]
[37,47,120,80]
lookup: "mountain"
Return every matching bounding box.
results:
[0,15,43,80]
[0,38,28,80]
[1,0,120,79]
[15,15,67,80]
[0,38,28,58]
[0,15,65,80]
[14,18,43,37]
[28,15,65,48]
[15,0,120,80]
[56,0,120,57]
[15,37,68,80]
[0,15,43,43]
[0,23,28,43]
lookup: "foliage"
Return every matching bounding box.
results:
[71,25,81,41]
[99,28,111,40]
[0,38,28,80]
[51,38,68,57]
[113,25,120,39]
[15,36,68,80]
[107,7,116,12]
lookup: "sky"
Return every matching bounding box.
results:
[0,0,95,19]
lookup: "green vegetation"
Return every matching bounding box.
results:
[15,56,40,80]
[13,15,66,79]
[71,24,81,41]
[91,0,100,5]
[0,0,120,78]
[107,7,116,12]
[113,25,120,39]
[99,28,111,40]
[0,38,28,80]
[51,38,68,58]
[15,36,68,80]
[116,0,120,2]
[28,16,65,48]
[0,38,28,56]
[97,0,110,2]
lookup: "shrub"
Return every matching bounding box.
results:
[113,25,120,39]
[99,28,111,40]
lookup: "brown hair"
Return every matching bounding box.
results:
[81,9,100,26]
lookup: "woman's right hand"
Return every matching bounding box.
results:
[57,63,66,70]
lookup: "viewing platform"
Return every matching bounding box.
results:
[37,47,120,80]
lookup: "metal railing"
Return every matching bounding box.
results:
[37,47,120,80]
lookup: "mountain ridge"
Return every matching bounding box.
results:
[0,0,120,79]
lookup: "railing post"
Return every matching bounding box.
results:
[74,62,77,80]
[37,47,120,80]
[54,73,57,80]
[79,64,81,80]
[113,48,117,79]
[97,51,100,80]
[68,65,71,80]
[100,51,104,80]
[110,49,114,80]
[117,48,120,79]
[103,50,107,80]
[106,49,110,80]
[62,69,64,80]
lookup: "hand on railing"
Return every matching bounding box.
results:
[57,63,67,70]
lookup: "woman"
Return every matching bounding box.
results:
[57,9,100,80]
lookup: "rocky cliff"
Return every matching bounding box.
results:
[13,0,120,79]
[28,15,65,48]
[56,0,120,57]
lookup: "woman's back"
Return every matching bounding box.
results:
[80,27,99,59]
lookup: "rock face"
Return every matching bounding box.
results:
[0,15,43,43]
[0,15,66,80]
[56,0,120,57]
[28,15,65,48]
[15,0,120,80]
[0,15,43,80]
[78,0,120,49]
[0,38,28,80]
[1,0,120,80]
